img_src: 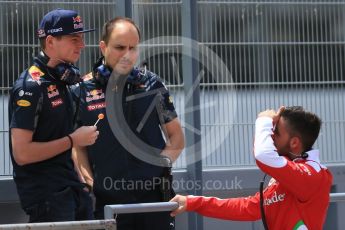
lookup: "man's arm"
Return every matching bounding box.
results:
[10,77,99,166]
[161,118,185,162]
[254,110,328,201]
[170,194,261,221]
[11,126,98,166]
[72,146,94,188]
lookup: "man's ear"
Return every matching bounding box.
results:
[290,136,301,151]
[99,41,106,56]
[45,35,54,49]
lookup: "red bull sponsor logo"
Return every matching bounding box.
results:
[28,66,44,81]
[87,102,106,111]
[73,15,84,29]
[47,85,57,92]
[37,29,46,38]
[90,89,102,96]
[47,85,59,98]
[73,16,83,23]
[86,89,105,102]
[74,23,84,29]
[82,73,93,81]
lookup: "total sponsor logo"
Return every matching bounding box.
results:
[47,85,59,98]
[87,102,106,111]
[263,191,285,206]
[51,98,63,108]
[86,89,105,102]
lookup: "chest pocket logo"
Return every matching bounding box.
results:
[86,89,104,102]
[47,85,60,98]
[87,102,106,111]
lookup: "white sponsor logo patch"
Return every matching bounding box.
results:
[86,89,105,102]
[264,191,285,206]
[74,23,84,29]
[47,28,63,33]
[19,90,33,97]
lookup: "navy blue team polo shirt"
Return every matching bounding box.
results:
[71,69,177,204]
[8,61,82,209]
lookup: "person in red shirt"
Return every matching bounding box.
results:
[170,106,333,230]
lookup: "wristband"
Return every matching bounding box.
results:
[160,155,172,167]
[67,135,73,149]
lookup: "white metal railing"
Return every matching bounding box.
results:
[330,193,345,203]
[104,201,179,219]
[0,219,116,230]
[0,202,178,230]
[0,194,344,230]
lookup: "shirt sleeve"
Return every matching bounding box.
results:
[9,78,43,131]
[186,194,261,221]
[254,116,326,201]
[154,80,177,123]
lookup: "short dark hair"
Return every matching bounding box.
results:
[280,106,322,152]
[101,17,141,44]
[39,38,46,49]
[39,36,62,50]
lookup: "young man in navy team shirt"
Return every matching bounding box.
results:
[9,9,98,222]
